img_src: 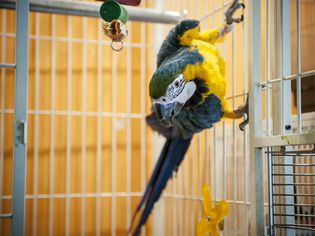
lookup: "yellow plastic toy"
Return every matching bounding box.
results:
[197,185,229,236]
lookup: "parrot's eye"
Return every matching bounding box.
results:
[162,98,166,102]
[174,81,179,87]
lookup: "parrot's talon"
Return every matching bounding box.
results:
[240,115,249,131]
[239,95,249,131]
[233,15,243,23]
[218,220,225,231]
[225,0,245,25]
[239,117,248,131]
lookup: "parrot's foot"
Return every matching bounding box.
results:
[219,220,225,231]
[238,95,249,131]
[227,95,248,131]
[225,0,245,25]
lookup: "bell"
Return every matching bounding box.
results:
[102,20,128,51]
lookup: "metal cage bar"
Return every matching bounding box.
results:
[32,12,40,236]
[0,0,186,24]
[11,0,30,235]
[65,15,73,236]
[0,9,7,234]
[267,148,315,234]
[248,0,265,235]
[49,14,57,236]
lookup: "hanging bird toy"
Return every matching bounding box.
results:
[99,0,129,51]
[129,0,247,235]
[197,185,229,236]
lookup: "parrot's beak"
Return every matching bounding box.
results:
[154,101,184,127]
[153,80,196,127]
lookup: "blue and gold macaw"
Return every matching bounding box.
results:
[129,1,248,235]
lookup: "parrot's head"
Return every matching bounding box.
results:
[149,71,197,127]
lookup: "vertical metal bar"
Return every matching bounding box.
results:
[221,2,227,235]
[311,146,315,235]
[248,0,265,235]
[196,0,202,221]
[152,2,166,234]
[168,194,171,236]
[281,0,293,136]
[271,1,292,137]
[172,173,177,236]
[96,18,102,236]
[267,148,274,236]
[222,121,227,236]
[232,15,237,236]
[189,0,192,18]
[266,0,271,136]
[125,22,132,233]
[205,133,209,185]
[281,2,294,234]
[32,12,40,236]
[111,43,117,236]
[204,0,209,185]
[213,126,216,199]
[271,2,294,234]
[196,0,201,213]
[304,149,310,236]
[12,0,29,235]
[184,154,188,236]
[242,1,248,235]
[212,0,217,202]
[49,14,56,236]
[204,0,208,29]
[296,0,302,133]
[81,17,87,236]
[0,10,7,233]
[197,134,201,220]
[178,159,183,236]
[65,15,72,236]
[190,146,194,236]
[140,22,146,236]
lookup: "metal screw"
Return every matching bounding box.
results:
[285,125,291,130]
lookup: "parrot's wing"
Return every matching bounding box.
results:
[157,19,200,68]
[130,137,192,235]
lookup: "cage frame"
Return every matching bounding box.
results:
[249,0,315,235]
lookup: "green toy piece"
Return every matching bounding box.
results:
[100,0,129,24]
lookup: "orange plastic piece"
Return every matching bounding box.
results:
[196,185,229,236]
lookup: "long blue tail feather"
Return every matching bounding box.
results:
[130,137,192,235]
[128,139,172,231]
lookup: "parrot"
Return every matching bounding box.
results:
[128,0,248,235]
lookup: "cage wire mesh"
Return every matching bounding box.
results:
[0,0,315,235]
[265,145,315,235]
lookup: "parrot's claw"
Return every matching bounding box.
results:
[218,220,225,231]
[225,0,245,25]
[233,15,244,24]
[239,95,249,131]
